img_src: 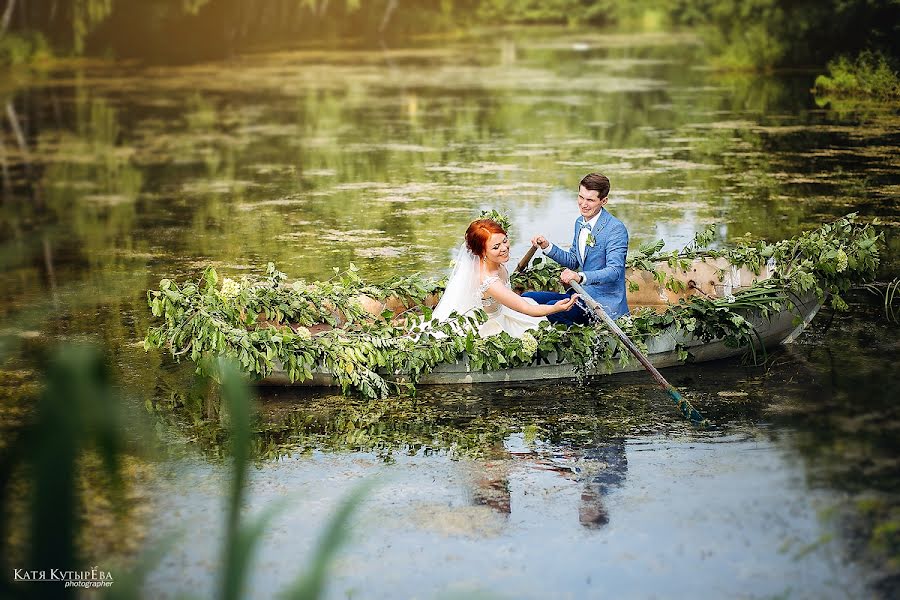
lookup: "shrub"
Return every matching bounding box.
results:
[814,50,900,98]
[0,32,52,66]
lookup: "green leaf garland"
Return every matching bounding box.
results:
[145,214,882,398]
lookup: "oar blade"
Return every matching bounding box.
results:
[665,386,709,427]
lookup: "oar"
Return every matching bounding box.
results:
[569,281,708,426]
[515,245,538,274]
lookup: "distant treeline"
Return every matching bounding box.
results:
[1,0,899,68]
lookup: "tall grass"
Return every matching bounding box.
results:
[0,349,371,599]
[863,278,900,324]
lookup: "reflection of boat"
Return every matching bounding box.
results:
[261,257,822,386]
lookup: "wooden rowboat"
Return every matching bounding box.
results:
[260,256,822,387]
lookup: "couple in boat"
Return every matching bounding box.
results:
[432,173,630,338]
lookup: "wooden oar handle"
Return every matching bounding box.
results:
[515,245,538,274]
[571,282,665,385]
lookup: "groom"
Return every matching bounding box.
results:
[524,173,630,325]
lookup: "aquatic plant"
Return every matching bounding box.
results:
[814,51,900,99]
[144,214,882,399]
[213,358,374,600]
[0,348,370,599]
[863,277,900,324]
[0,346,131,599]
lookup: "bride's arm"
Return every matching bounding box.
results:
[484,280,578,316]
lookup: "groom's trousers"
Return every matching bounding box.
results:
[522,290,590,326]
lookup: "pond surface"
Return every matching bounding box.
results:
[1,27,899,599]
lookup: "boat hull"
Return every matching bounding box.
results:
[259,293,822,387]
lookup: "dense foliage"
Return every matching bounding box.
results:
[145,214,882,398]
[663,0,899,70]
[3,0,898,70]
[814,51,900,99]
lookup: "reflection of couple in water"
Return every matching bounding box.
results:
[472,438,629,529]
[432,172,630,338]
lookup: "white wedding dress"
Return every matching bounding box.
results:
[431,243,545,338]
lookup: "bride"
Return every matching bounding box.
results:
[431,218,578,338]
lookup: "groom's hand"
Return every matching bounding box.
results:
[530,235,550,250]
[560,269,583,285]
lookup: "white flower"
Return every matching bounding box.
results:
[520,332,538,357]
[836,249,848,272]
[726,294,736,304]
[220,278,241,298]
[294,326,312,340]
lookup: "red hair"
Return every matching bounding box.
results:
[465,219,506,257]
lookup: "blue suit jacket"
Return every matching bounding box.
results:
[545,209,630,319]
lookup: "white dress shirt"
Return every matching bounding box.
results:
[575,210,603,283]
[545,210,603,284]
[578,210,602,260]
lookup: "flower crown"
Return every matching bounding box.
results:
[478,209,512,233]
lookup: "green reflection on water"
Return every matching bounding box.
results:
[147,371,681,463]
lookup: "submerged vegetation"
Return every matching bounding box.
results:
[144,214,882,400]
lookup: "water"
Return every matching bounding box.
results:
[1,27,899,598]
[146,437,866,599]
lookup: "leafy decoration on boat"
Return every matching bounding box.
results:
[145,214,882,398]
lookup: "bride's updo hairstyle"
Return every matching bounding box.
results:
[465,219,506,258]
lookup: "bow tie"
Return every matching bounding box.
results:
[580,219,593,230]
